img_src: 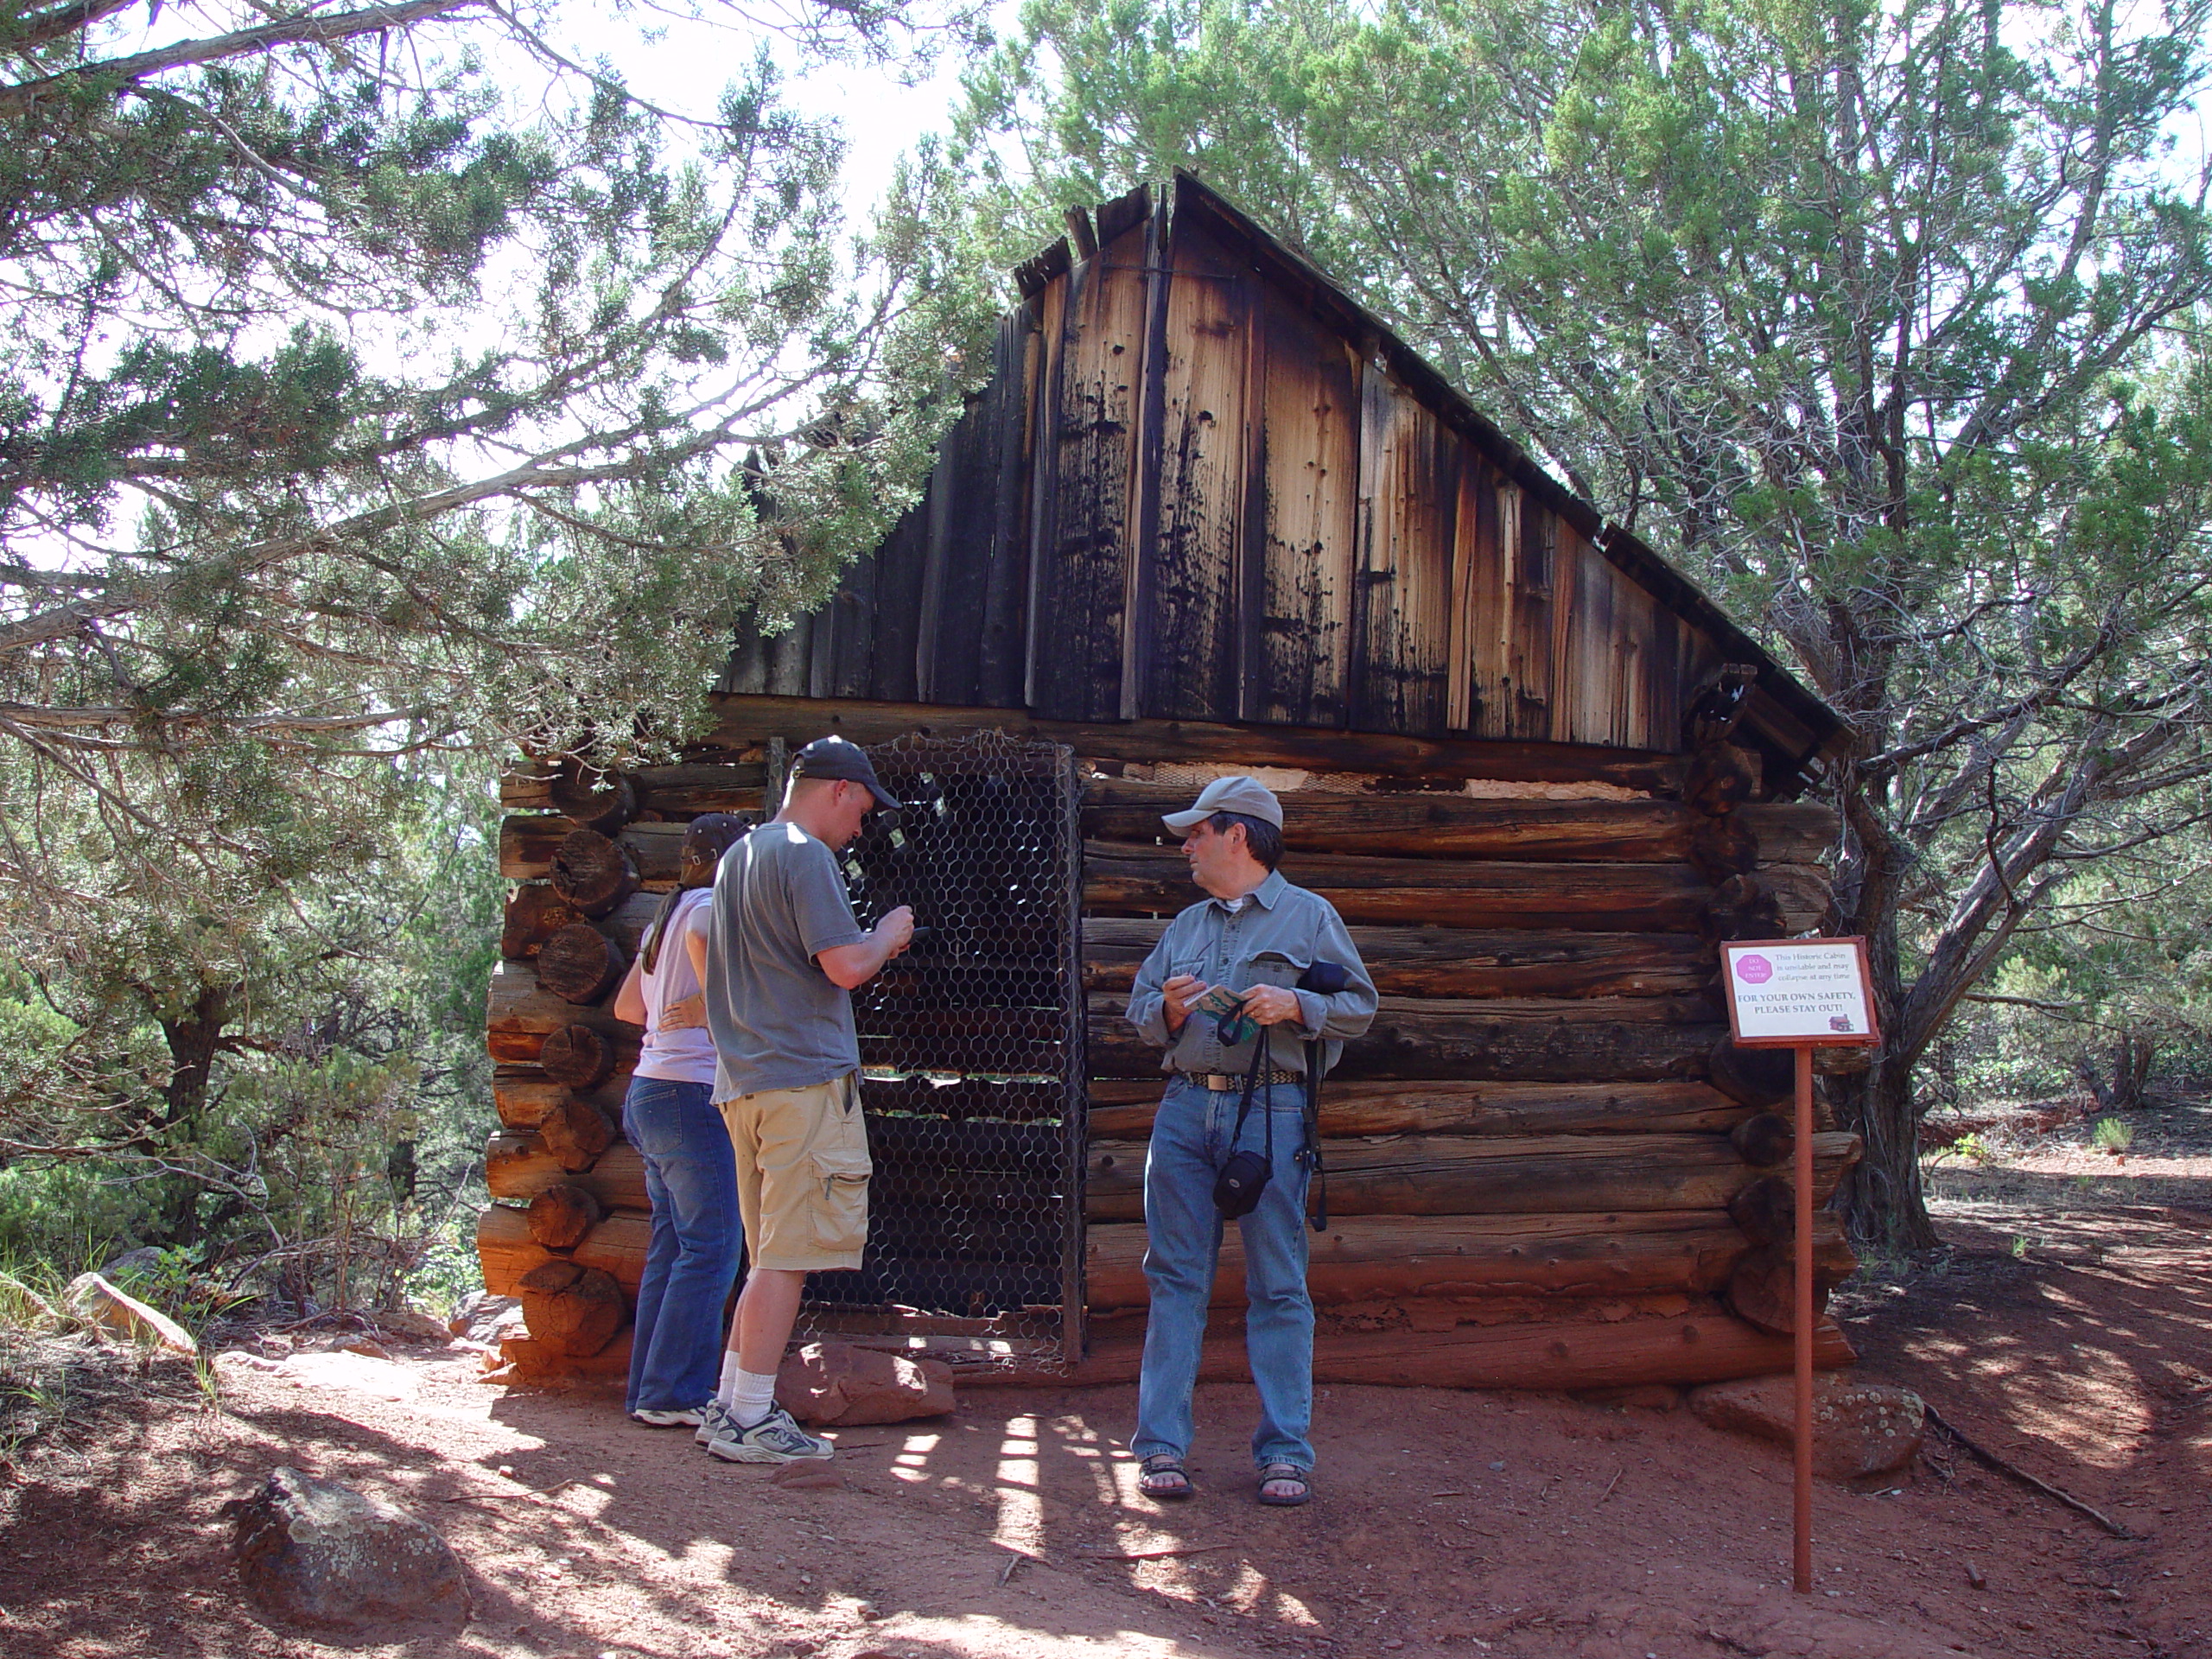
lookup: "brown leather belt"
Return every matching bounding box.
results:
[1196,1069,1302,1091]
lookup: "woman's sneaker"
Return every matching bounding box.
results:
[630,1405,708,1427]
[696,1401,833,1463]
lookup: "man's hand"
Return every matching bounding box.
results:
[659,991,707,1031]
[875,905,916,958]
[1238,984,1304,1027]
[1161,973,1211,1034]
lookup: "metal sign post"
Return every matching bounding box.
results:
[1719,938,1881,1595]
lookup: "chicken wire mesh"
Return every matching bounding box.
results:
[792,730,1086,1363]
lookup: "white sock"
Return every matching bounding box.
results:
[730,1368,779,1429]
[715,1351,743,1408]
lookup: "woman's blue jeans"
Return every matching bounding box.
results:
[1132,1076,1314,1472]
[620,1077,743,1414]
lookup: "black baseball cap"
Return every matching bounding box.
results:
[790,735,904,811]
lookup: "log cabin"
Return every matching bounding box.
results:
[478,172,1862,1395]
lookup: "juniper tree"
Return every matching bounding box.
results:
[960,0,2212,1244]
[0,1,995,1251]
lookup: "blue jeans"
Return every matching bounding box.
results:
[620,1077,743,1414]
[1133,1076,1314,1472]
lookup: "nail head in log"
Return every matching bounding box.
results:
[537,1096,613,1173]
[539,1023,617,1089]
[520,1262,628,1357]
[526,1184,603,1250]
[548,828,639,918]
[537,922,626,1005]
[1728,1111,1794,1167]
[1708,1034,1795,1109]
[548,760,638,833]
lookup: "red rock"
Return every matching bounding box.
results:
[1688,1372,1925,1478]
[775,1341,955,1427]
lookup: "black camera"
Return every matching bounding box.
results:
[1212,1147,1271,1219]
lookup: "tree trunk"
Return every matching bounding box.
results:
[1832,1052,1939,1251]
[155,984,233,1245]
[1829,779,1941,1250]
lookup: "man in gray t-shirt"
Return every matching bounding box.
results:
[693,735,913,1465]
[703,819,870,1098]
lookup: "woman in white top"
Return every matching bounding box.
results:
[612,811,749,1425]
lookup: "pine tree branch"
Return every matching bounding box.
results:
[0,0,479,118]
[0,702,433,734]
[0,431,741,657]
[1,0,139,57]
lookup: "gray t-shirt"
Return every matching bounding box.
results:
[703,821,869,1099]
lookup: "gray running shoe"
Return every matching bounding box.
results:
[631,1405,707,1427]
[697,1402,833,1463]
[694,1400,733,1446]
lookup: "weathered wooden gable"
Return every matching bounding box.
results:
[741,174,1842,787]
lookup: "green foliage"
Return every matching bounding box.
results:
[0,1164,148,1269]
[957,0,2212,1246]
[1940,1132,1997,1167]
[2091,1116,2135,1154]
[0,4,1003,1300]
[0,766,505,1302]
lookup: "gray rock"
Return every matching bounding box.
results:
[446,1290,524,1345]
[100,1245,167,1280]
[1688,1373,1926,1479]
[227,1466,467,1635]
[365,1305,454,1347]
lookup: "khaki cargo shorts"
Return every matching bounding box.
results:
[715,1074,871,1272]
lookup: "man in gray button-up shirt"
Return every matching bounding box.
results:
[1122,776,1376,1508]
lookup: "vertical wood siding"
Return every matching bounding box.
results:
[764,178,1840,783]
[1027,217,1151,723]
[1246,289,1358,728]
[1351,363,1459,735]
[914,309,1036,708]
[1141,218,1251,720]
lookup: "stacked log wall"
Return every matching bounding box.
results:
[1067,755,1858,1380]
[479,718,1856,1389]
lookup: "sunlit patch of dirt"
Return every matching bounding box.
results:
[3,1098,2207,1658]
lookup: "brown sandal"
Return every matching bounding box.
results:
[1138,1453,1194,1500]
[1257,1462,1312,1506]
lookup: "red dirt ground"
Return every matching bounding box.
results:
[3,1117,2206,1659]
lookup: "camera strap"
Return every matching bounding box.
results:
[1301,1039,1327,1232]
[1230,1033,1274,1166]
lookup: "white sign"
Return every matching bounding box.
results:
[1720,938,1879,1047]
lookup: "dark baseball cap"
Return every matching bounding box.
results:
[790,735,904,811]
[680,811,750,861]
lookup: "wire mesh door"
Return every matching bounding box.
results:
[798,730,1085,1365]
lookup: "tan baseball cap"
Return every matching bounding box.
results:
[1161,775,1285,832]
